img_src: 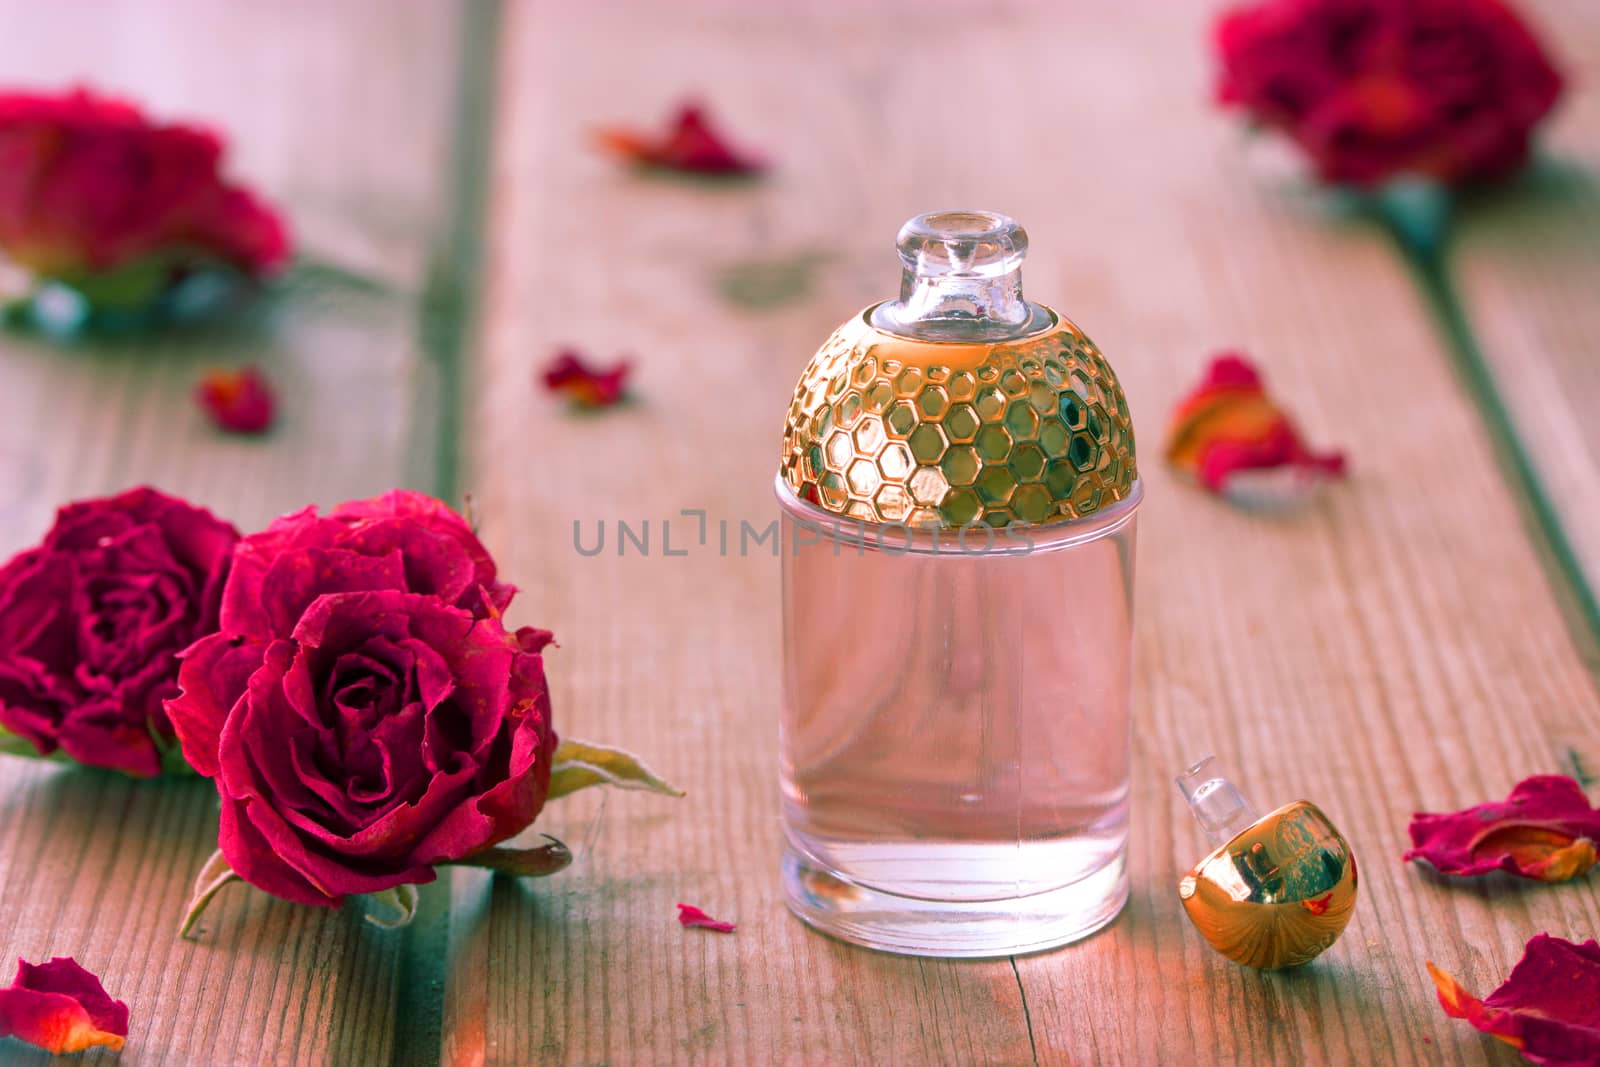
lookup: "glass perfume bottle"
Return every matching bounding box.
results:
[775,211,1143,957]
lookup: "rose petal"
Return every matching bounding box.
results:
[540,349,632,409]
[196,365,277,434]
[594,103,764,176]
[0,956,128,1054]
[53,698,162,777]
[1405,775,1600,882]
[261,545,409,638]
[676,903,736,933]
[1429,935,1600,1065]
[166,632,266,778]
[1165,352,1344,504]
[220,494,508,637]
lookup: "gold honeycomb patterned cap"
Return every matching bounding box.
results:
[779,211,1137,528]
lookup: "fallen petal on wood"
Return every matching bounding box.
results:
[1429,934,1600,1065]
[1165,352,1344,507]
[0,956,129,1054]
[595,102,764,176]
[540,349,632,409]
[1405,775,1600,882]
[677,903,735,933]
[197,364,277,434]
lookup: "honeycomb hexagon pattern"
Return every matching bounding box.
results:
[780,309,1137,527]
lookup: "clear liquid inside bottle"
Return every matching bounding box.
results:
[778,493,1137,956]
[776,211,1141,957]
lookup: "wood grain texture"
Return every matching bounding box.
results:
[455,1,1600,1065]
[0,3,467,1064]
[1452,0,1600,638]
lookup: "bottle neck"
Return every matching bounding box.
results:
[869,210,1050,342]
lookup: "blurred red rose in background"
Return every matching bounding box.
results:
[0,88,289,291]
[1214,0,1564,186]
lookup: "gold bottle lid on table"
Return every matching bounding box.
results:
[779,211,1138,529]
[1175,758,1359,970]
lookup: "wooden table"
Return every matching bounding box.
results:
[1,2,1597,1064]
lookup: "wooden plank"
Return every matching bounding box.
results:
[0,3,468,1064]
[1451,0,1600,638]
[457,1,1600,1065]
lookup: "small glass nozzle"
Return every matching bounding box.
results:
[1176,756,1260,847]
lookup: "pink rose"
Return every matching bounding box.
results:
[166,491,556,905]
[0,88,289,281]
[0,487,238,776]
[1215,0,1564,186]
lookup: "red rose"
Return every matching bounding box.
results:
[208,591,555,906]
[166,491,555,905]
[0,88,289,283]
[1215,0,1564,185]
[0,487,238,776]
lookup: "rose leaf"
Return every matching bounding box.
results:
[0,726,46,760]
[548,738,683,800]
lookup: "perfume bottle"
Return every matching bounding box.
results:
[775,211,1142,957]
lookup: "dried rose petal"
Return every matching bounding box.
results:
[1429,935,1600,1065]
[0,956,128,1054]
[595,103,764,176]
[197,365,276,434]
[540,350,631,409]
[676,903,735,933]
[1165,353,1344,505]
[1406,776,1600,882]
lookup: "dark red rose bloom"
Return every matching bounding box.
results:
[1215,0,1564,185]
[0,957,128,1055]
[0,488,238,777]
[166,491,556,906]
[0,88,289,281]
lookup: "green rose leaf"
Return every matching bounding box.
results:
[0,725,43,759]
[548,738,683,800]
[0,725,74,766]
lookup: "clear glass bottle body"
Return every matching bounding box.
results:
[778,478,1139,957]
